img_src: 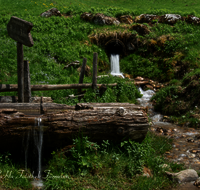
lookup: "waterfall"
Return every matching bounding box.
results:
[110,54,124,78]
[137,87,164,123]
[33,117,43,179]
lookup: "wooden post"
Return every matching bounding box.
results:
[78,58,87,94]
[24,60,31,102]
[92,52,98,90]
[17,42,24,102]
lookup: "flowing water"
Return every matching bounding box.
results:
[23,117,44,189]
[110,54,124,78]
[33,117,43,179]
[137,87,200,174]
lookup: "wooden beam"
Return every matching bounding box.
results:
[78,58,87,94]
[17,42,24,102]
[0,83,117,92]
[24,60,31,102]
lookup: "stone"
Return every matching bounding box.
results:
[194,177,200,188]
[40,8,61,18]
[81,12,93,22]
[93,13,120,25]
[159,14,182,24]
[131,24,150,36]
[81,12,120,25]
[119,15,133,24]
[187,138,195,143]
[187,15,200,25]
[134,14,159,23]
[142,167,153,177]
[166,169,198,183]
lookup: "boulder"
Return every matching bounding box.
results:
[166,169,198,183]
[119,15,133,24]
[159,14,183,24]
[40,8,61,18]
[134,14,159,23]
[186,15,200,25]
[81,12,93,22]
[81,12,120,25]
[93,13,120,25]
[194,177,200,188]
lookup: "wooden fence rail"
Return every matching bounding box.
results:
[0,83,118,92]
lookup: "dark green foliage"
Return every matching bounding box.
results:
[44,132,182,189]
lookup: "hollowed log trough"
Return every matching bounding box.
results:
[0,103,149,154]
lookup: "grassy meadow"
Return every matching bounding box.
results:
[1,0,200,189]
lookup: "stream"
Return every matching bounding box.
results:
[138,87,200,189]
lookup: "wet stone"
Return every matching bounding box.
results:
[187,138,195,143]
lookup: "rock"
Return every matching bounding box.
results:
[134,14,159,23]
[142,167,153,177]
[93,13,120,25]
[187,138,195,143]
[186,15,200,25]
[40,8,61,18]
[144,85,154,90]
[123,74,133,79]
[81,12,93,22]
[131,24,150,36]
[119,15,133,24]
[81,12,120,25]
[166,169,198,183]
[77,65,91,77]
[63,60,80,69]
[194,177,200,187]
[159,14,182,24]
[160,164,172,171]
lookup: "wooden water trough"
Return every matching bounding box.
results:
[0,103,149,153]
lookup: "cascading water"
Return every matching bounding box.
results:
[22,117,44,188]
[137,87,163,123]
[33,117,43,179]
[110,54,124,78]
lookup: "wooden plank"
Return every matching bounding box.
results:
[7,16,33,47]
[0,83,117,92]
[78,58,87,94]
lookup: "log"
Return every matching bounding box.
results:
[0,96,52,103]
[0,103,75,114]
[0,103,149,155]
[0,83,117,92]
[0,103,148,139]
